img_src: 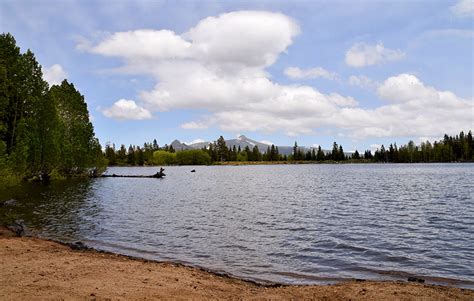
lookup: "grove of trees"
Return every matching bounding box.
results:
[0,33,105,185]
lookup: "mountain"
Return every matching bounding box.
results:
[170,139,191,151]
[187,141,210,149]
[223,135,271,152]
[168,135,336,156]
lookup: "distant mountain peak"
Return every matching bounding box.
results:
[170,139,190,151]
[169,135,331,155]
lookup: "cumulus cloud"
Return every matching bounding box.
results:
[345,42,405,68]
[370,144,381,152]
[43,64,67,86]
[100,99,152,120]
[284,67,337,80]
[451,0,473,17]
[85,11,472,139]
[184,138,206,145]
[348,75,379,90]
[290,73,472,139]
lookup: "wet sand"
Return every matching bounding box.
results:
[0,230,472,300]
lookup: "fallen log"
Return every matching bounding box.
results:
[101,168,166,179]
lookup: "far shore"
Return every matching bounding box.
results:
[1,228,472,300]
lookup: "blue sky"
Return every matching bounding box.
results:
[1,0,473,151]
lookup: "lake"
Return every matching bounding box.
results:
[1,164,473,288]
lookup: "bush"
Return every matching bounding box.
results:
[152,151,177,165]
[176,149,211,165]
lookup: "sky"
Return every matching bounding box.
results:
[1,0,473,151]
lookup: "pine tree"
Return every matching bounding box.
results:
[316,146,325,161]
[127,145,136,165]
[353,150,360,160]
[105,143,117,165]
[152,139,159,151]
[331,142,338,161]
[252,145,261,161]
[216,136,227,161]
[293,141,299,160]
[338,145,344,161]
[136,146,145,166]
[244,146,252,161]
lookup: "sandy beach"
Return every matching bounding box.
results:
[0,229,472,300]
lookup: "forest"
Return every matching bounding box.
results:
[104,131,473,166]
[0,33,105,185]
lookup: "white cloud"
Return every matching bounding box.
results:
[370,144,381,152]
[85,11,473,140]
[91,29,192,61]
[260,140,273,145]
[43,64,67,86]
[348,75,379,90]
[284,67,337,80]
[100,99,152,120]
[296,73,472,139]
[184,138,206,145]
[345,42,405,68]
[451,0,474,17]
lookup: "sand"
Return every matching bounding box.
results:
[0,229,472,300]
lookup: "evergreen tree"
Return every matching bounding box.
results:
[364,150,373,160]
[305,150,312,161]
[244,146,252,161]
[263,146,271,161]
[136,146,145,166]
[252,145,261,161]
[293,141,299,160]
[0,33,107,181]
[216,136,227,161]
[338,145,344,161]
[127,145,136,165]
[270,144,277,161]
[105,143,117,165]
[49,80,98,173]
[331,142,339,161]
[316,146,325,161]
[152,139,159,151]
[353,150,360,160]
[117,144,127,164]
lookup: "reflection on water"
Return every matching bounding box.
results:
[1,163,473,288]
[1,179,101,240]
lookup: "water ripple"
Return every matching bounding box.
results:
[1,163,473,288]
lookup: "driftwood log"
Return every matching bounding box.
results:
[101,168,166,179]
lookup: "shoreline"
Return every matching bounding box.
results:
[1,229,473,300]
[107,161,474,168]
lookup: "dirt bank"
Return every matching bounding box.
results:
[0,230,472,300]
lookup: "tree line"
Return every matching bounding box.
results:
[104,131,473,166]
[370,132,473,163]
[0,33,105,185]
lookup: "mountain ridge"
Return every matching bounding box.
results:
[168,135,331,155]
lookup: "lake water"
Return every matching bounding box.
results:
[1,164,473,288]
